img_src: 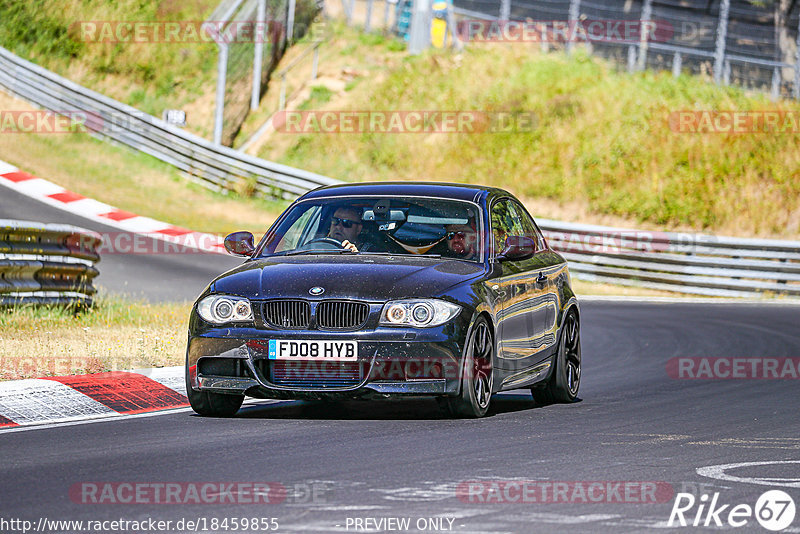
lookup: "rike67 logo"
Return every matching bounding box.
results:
[668,490,796,531]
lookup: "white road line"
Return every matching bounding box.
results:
[697,460,800,488]
[579,295,800,305]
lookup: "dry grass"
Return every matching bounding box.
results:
[235,19,407,150]
[0,297,188,380]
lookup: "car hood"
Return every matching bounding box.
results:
[210,255,486,301]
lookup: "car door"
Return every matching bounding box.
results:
[511,201,560,364]
[490,198,546,376]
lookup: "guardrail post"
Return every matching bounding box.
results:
[251,0,267,110]
[279,73,287,110]
[672,51,682,77]
[627,45,636,72]
[771,66,781,100]
[383,0,392,32]
[637,0,653,71]
[566,0,580,55]
[500,0,511,21]
[214,44,228,145]
[541,22,549,52]
[408,0,432,54]
[365,0,374,32]
[311,42,320,79]
[287,0,297,42]
[794,15,800,99]
[343,0,352,25]
[713,0,730,84]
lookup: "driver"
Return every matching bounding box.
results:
[444,222,478,259]
[327,207,363,253]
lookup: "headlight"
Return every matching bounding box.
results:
[197,294,253,324]
[380,299,461,327]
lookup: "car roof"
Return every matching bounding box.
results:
[299,182,511,204]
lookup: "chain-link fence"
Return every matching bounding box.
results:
[211,0,321,146]
[451,0,800,99]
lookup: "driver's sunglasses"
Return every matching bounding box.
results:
[331,217,361,229]
[447,231,468,240]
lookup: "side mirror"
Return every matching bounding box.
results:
[224,231,255,257]
[496,236,536,262]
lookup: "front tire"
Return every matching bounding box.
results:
[186,367,244,417]
[532,310,581,404]
[445,317,494,418]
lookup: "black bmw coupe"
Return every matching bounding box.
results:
[186,182,581,418]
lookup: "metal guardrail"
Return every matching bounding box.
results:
[0,220,101,306]
[537,219,800,298]
[0,46,339,201]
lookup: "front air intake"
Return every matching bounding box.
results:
[316,301,369,330]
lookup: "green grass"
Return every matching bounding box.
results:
[299,86,335,110]
[0,0,219,124]
[263,40,800,238]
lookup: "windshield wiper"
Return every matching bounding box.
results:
[284,249,358,256]
[359,252,442,258]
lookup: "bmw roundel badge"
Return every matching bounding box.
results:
[309,286,325,295]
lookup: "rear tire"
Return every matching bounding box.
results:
[532,310,581,404]
[186,367,244,417]
[445,317,494,418]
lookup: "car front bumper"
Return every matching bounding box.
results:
[186,325,468,400]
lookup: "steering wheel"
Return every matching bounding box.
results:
[302,237,346,250]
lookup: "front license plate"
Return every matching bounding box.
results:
[267,340,358,361]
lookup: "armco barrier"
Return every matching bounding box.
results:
[537,219,800,298]
[0,46,338,201]
[0,220,101,306]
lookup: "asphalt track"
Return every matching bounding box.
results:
[3,303,800,532]
[2,189,800,532]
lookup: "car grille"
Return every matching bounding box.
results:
[262,301,311,329]
[268,361,363,388]
[316,301,369,330]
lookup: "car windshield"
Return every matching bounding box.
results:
[258,196,482,261]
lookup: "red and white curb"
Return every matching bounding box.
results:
[0,159,227,254]
[0,366,188,429]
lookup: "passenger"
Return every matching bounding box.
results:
[444,222,478,260]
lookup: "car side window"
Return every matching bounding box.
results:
[491,199,524,256]
[510,201,542,252]
[274,206,320,252]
